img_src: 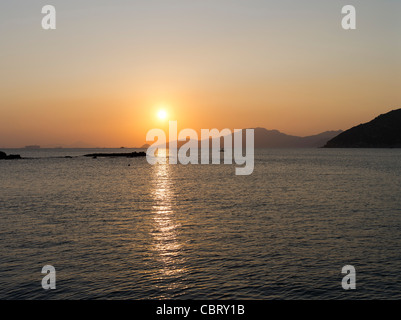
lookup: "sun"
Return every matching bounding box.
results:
[157,109,167,120]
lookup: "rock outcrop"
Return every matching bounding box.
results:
[84,152,146,158]
[0,151,22,160]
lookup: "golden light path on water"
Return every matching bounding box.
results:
[150,149,187,294]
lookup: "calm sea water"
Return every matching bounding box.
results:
[1,148,401,299]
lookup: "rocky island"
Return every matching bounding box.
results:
[0,151,22,160]
[84,151,146,158]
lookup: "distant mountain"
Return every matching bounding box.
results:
[324,108,401,148]
[145,128,342,149]
[251,128,343,148]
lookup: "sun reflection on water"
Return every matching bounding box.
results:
[151,156,187,291]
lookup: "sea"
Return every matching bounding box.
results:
[1,148,401,299]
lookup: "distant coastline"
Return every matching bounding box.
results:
[3,108,401,151]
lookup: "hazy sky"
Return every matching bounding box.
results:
[1,0,400,147]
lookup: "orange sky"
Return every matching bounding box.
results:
[0,1,400,148]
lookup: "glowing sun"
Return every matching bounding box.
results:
[157,109,167,120]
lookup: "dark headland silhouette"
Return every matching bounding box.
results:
[324,108,401,148]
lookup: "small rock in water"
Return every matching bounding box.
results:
[0,151,22,160]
